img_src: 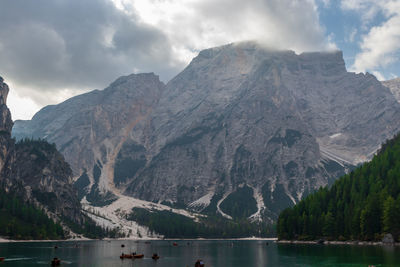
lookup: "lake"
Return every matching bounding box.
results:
[0,240,399,266]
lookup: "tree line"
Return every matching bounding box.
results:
[128,207,275,238]
[0,189,64,240]
[277,133,400,241]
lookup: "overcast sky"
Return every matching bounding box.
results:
[0,0,399,120]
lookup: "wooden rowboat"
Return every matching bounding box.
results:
[120,254,133,259]
[133,254,144,259]
[51,257,61,266]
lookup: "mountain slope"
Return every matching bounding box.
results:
[277,133,400,241]
[0,77,104,239]
[13,42,400,222]
[382,77,400,103]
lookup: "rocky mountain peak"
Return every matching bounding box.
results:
[0,77,12,133]
[0,77,84,226]
[109,72,163,88]
[12,42,400,222]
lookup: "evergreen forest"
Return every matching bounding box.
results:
[277,133,400,241]
[128,208,275,238]
[0,189,64,240]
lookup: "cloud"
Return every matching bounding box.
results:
[342,0,400,75]
[345,28,358,43]
[128,0,336,62]
[0,0,178,107]
[0,0,333,119]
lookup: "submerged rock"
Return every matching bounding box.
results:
[382,233,394,244]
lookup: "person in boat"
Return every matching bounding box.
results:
[51,257,61,266]
[195,259,205,267]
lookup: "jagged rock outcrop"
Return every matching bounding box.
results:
[14,73,164,206]
[13,140,82,222]
[0,77,82,224]
[13,42,400,221]
[382,77,400,103]
[0,77,18,193]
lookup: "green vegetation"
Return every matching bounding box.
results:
[219,186,258,219]
[16,138,58,153]
[0,189,64,240]
[268,129,302,148]
[128,207,275,238]
[277,133,400,241]
[86,187,117,207]
[74,171,90,200]
[63,214,123,239]
[93,163,102,183]
[114,157,146,185]
[262,182,294,217]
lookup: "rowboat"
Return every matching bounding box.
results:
[120,254,133,259]
[133,254,144,259]
[51,257,61,266]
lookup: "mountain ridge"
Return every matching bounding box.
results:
[383,77,400,103]
[12,42,400,223]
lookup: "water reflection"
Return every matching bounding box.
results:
[0,240,399,266]
[276,243,400,266]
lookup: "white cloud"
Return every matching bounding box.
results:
[342,0,400,75]
[126,0,335,63]
[345,28,357,43]
[371,71,385,81]
[1,0,334,120]
[7,85,41,121]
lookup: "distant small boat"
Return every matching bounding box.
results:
[120,253,133,259]
[145,241,151,244]
[173,242,178,246]
[133,254,144,259]
[152,253,160,260]
[0,257,5,262]
[121,244,125,248]
[195,259,205,267]
[51,257,61,266]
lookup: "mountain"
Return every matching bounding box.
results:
[13,42,400,223]
[0,77,82,222]
[277,133,400,242]
[0,77,103,239]
[382,78,400,103]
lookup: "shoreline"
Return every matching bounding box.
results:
[0,237,277,243]
[277,240,400,246]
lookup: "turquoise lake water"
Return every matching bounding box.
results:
[0,240,399,266]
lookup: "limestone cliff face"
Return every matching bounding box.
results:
[0,77,16,190]
[13,140,82,222]
[14,73,165,205]
[0,77,82,224]
[13,42,400,220]
[383,78,400,103]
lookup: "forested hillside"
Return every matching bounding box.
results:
[128,208,275,238]
[277,134,400,241]
[0,189,64,240]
